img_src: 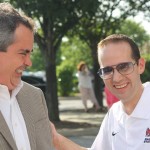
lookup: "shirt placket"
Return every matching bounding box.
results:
[10,100,27,150]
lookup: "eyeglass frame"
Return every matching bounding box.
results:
[97,61,137,80]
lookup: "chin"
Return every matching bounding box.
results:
[10,79,21,89]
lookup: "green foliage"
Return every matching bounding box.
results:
[118,20,150,48]
[141,54,150,82]
[27,44,45,72]
[59,36,93,67]
[57,63,75,96]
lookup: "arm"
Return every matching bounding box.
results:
[50,122,87,150]
[55,133,87,150]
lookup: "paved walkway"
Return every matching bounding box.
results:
[56,96,107,147]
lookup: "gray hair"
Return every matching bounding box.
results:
[0,2,35,52]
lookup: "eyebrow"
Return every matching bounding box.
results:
[19,49,33,53]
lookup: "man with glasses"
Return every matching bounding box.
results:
[91,34,148,150]
[52,34,150,150]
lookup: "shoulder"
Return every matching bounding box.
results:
[143,82,150,89]
[18,81,46,109]
[20,81,43,95]
[141,82,150,98]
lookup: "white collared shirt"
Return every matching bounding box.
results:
[90,82,150,150]
[0,81,31,150]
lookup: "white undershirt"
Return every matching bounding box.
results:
[0,82,31,150]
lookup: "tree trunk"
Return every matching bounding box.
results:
[91,42,104,107]
[93,62,104,107]
[45,54,60,121]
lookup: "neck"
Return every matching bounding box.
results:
[123,84,144,115]
[9,90,12,96]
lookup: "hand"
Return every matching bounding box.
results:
[50,122,87,150]
[50,122,60,149]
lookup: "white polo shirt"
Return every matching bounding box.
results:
[90,82,150,150]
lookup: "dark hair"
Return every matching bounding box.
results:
[98,34,141,64]
[0,2,35,51]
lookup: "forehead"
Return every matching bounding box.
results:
[98,41,133,67]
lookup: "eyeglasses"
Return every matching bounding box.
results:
[97,62,136,79]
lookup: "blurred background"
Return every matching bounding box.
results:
[6,0,150,121]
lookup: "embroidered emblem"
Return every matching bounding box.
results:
[144,128,150,143]
[146,128,150,137]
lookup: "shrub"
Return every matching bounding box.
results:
[57,65,75,96]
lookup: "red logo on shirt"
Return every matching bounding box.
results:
[144,128,150,143]
[146,128,150,137]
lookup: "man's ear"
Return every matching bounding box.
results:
[138,58,145,74]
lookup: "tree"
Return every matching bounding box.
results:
[59,36,92,67]
[118,20,150,48]
[9,0,100,121]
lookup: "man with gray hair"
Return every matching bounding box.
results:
[0,2,54,150]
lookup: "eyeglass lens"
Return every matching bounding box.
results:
[98,62,135,79]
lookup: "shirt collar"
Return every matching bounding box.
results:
[116,82,150,121]
[130,82,150,119]
[0,81,23,100]
[11,81,23,98]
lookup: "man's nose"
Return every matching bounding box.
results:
[112,69,123,82]
[24,56,32,67]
